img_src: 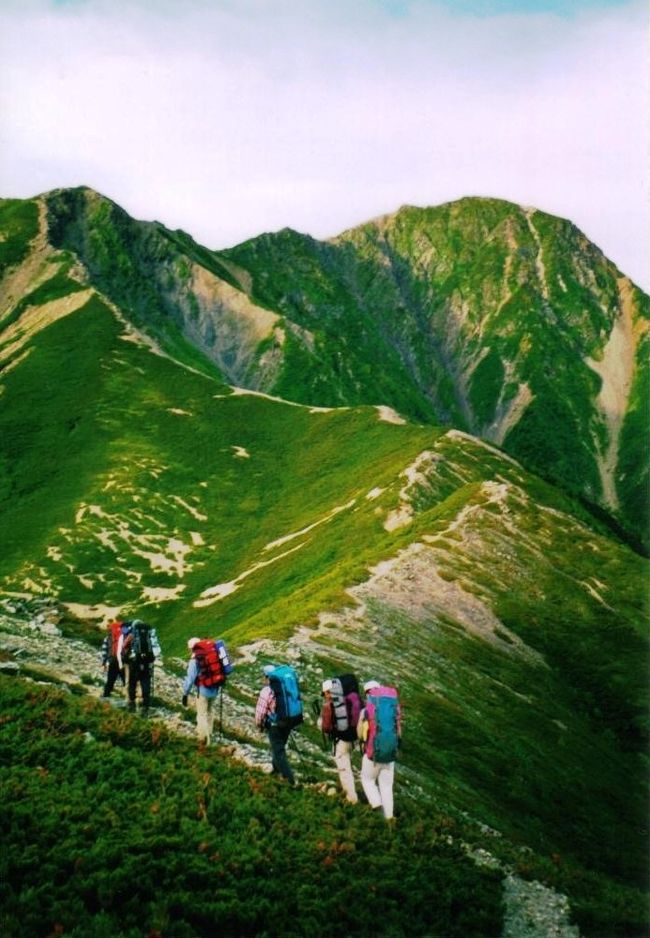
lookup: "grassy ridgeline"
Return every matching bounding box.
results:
[0,678,502,938]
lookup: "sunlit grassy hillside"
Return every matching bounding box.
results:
[0,290,447,639]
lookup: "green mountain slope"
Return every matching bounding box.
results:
[0,188,648,935]
[28,186,649,548]
[223,199,650,549]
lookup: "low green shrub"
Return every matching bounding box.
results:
[0,677,502,938]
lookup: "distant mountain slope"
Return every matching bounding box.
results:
[15,186,646,549]
[0,327,648,895]
[223,199,650,549]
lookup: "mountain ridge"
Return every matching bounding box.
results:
[224,193,648,546]
[0,185,649,934]
[1,185,648,551]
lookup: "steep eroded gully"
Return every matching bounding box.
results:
[585,276,638,511]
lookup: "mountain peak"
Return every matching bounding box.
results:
[331,195,538,243]
[0,185,648,938]
[39,184,110,205]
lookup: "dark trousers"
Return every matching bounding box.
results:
[102,658,124,697]
[127,663,152,707]
[268,723,295,784]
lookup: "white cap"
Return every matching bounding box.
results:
[322,679,333,693]
[187,637,200,650]
[363,680,380,692]
[263,664,276,676]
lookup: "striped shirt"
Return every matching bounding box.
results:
[255,685,276,727]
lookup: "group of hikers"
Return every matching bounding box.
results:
[101,618,162,710]
[101,620,401,821]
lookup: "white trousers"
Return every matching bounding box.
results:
[196,694,216,744]
[334,739,358,803]
[360,754,395,819]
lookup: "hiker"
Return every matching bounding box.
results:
[118,619,161,712]
[357,680,401,821]
[100,619,126,698]
[254,664,303,785]
[182,637,230,747]
[319,675,360,803]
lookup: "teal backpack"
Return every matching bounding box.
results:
[267,665,304,729]
[365,686,400,763]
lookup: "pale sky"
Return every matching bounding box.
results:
[1,0,648,290]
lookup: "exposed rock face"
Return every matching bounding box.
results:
[40,187,304,390]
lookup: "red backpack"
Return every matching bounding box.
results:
[193,640,226,689]
[108,621,123,658]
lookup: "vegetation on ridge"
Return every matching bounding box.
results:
[223,199,650,549]
[0,678,503,938]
